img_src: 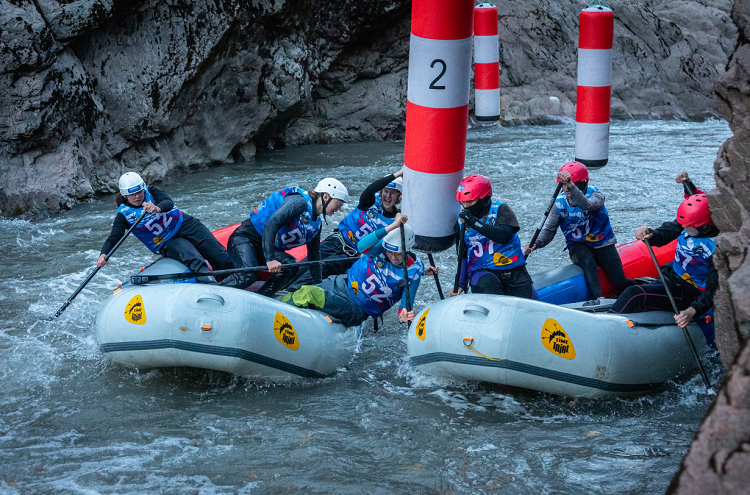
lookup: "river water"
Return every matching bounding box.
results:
[0,120,731,494]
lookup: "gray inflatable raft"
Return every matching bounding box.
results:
[407,295,707,397]
[96,259,360,380]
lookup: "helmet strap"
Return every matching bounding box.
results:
[320,194,332,226]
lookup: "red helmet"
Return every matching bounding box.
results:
[677,194,713,228]
[456,175,492,202]
[557,161,589,182]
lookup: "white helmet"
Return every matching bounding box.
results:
[315,178,350,203]
[383,223,415,253]
[119,172,145,196]
[384,176,403,193]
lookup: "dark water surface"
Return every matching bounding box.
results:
[0,121,731,494]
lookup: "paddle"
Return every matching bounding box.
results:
[453,223,468,295]
[50,210,148,319]
[130,256,357,285]
[643,238,714,394]
[400,222,412,328]
[525,182,564,257]
[427,253,444,300]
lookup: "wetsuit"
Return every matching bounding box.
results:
[220,188,321,294]
[283,227,425,327]
[610,221,719,315]
[456,201,533,298]
[289,174,399,290]
[102,186,231,283]
[533,184,635,299]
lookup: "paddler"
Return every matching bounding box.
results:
[450,174,533,298]
[219,178,349,295]
[610,174,718,328]
[282,214,438,327]
[98,172,232,283]
[524,161,635,302]
[289,167,404,290]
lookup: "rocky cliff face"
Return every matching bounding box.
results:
[668,1,750,493]
[0,0,738,215]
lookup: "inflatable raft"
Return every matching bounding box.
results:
[96,259,360,380]
[407,295,707,397]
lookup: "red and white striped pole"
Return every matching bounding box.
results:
[473,3,500,123]
[575,4,613,169]
[402,0,474,252]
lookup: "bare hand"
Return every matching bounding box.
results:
[388,213,406,231]
[425,265,439,276]
[267,260,282,273]
[450,287,464,297]
[635,226,652,241]
[399,309,416,323]
[142,201,161,214]
[557,170,572,184]
[96,254,109,267]
[523,243,536,256]
[674,307,697,328]
[394,166,405,178]
[675,171,689,184]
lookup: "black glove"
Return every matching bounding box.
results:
[459,210,477,228]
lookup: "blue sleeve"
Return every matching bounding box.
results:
[357,227,388,254]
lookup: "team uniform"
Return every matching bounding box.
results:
[283,227,425,327]
[289,174,400,290]
[101,185,232,282]
[610,221,718,316]
[534,184,634,299]
[456,201,532,298]
[220,187,322,294]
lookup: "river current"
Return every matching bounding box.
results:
[0,120,732,494]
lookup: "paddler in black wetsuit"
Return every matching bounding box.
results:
[98,172,232,283]
[289,168,404,290]
[219,178,349,296]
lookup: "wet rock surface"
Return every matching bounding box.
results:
[0,0,738,215]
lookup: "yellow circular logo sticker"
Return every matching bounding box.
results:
[415,309,429,340]
[274,312,299,351]
[124,294,146,325]
[541,318,575,359]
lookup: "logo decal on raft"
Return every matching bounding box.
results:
[416,309,429,340]
[274,312,299,351]
[541,318,575,360]
[124,295,147,325]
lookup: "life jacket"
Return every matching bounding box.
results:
[117,186,183,253]
[460,201,525,272]
[250,187,322,250]
[337,193,394,251]
[671,230,716,290]
[346,248,425,318]
[555,185,615,247]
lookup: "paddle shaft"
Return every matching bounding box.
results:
[400,223,412,328]
[427,253,444,300]
[51,211,148,319]
[644,238,713,393]
[130,256,357,284]
[526,182,564,257]
[453,223,468,294]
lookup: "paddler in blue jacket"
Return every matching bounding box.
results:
[289,168,404,290]
[219,178,349,295]
[98,172,232,282]
[610,177,719,328]
[525,161,635,301]
[450,174,533,299]
[283,215,439,327]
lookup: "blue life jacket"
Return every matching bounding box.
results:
[460,201,525,272]
[337,193,394,251]
[345,246,425,318]
[117,186,183,253]
[555,186,615,247]
[250,187,322,250]
[672,230,716,290]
